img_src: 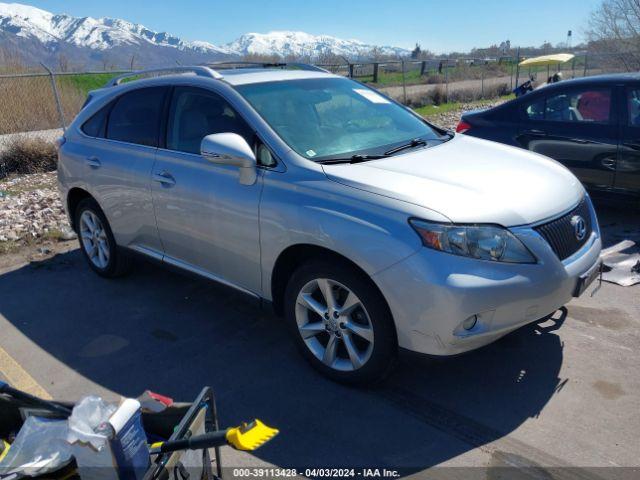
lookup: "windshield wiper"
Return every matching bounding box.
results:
[318,154,388,165]
[317,139,430,165]
[384,138,427,156]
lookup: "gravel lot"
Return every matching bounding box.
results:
[420,99,507,131]
[0,171,75,250]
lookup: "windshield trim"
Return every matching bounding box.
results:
[234,77,450,162]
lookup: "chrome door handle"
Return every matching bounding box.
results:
[85,156,101,168]
[601,158,616,170]
[153,171,176,186]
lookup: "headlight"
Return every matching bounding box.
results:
[409,219,536,264]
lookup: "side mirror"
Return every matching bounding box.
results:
[200,133,257,185]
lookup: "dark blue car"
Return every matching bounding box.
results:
[457,73,640,201]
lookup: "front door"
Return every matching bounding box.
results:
[616,85,640,194]
[151,86,263,294]
[517,86,618,192]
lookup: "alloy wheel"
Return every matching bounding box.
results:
[295,278,374,371]
[79,210,110,269]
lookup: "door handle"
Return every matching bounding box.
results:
[601,158,616,170]
[85,156,101,168]
[523,129,546,136]
[153,171,176,186]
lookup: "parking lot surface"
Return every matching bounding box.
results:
[0,204,638,478]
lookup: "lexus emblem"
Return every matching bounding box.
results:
[571,215,587,241]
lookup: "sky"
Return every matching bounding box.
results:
[21,0,601,53]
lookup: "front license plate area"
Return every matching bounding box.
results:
[573,261,602,297]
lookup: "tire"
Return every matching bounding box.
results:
[75,198,132,278]
[284,259,397,384]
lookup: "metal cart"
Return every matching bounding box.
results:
[0,385,228,480]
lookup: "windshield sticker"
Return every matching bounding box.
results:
[306,149,317,157]
[353,88,390,104]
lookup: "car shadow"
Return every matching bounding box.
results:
[591,200,640,249]
[0,249,568,474]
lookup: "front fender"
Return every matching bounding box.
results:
[259,167,449,300]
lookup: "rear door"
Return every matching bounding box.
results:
[616,84,640,194]
[79,86,169,254]
[517,85,618,191]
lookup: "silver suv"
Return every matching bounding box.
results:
[58,64,602,383]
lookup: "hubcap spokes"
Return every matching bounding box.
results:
[295,278,374,371]
[80,211,110,269]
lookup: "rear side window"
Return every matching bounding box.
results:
[106,87,168,147]
[525,88,612,124]
[81,105,109,138]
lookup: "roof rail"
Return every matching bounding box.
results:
[206,61,330,73]
[104,66,223,87]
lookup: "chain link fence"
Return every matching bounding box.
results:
[0,52,632,138]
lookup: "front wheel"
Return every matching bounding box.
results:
[284,260,397,384]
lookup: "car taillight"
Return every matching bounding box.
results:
[456,120,472,133]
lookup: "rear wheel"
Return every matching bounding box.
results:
[284,260,397,384]
[75,198,132,278]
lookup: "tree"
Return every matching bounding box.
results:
[411,43,422,59]
[57,53,69,72]
[587,0,640,70]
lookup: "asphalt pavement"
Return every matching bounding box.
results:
[0,203,638,478]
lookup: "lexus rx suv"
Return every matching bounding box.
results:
[57,65,602,383]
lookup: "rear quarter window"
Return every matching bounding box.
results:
[81,105,110,138]
[106,87,168,147]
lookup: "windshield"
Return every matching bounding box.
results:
[235,77,443,161]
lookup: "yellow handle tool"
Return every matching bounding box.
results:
[150,419,278,454]
[226,419,279,451]
[0,439,10,463]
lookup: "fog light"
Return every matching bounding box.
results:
[462,315,478,331]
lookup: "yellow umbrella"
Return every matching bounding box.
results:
[519,53,575,67]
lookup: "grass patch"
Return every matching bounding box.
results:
[42,228,66,241]
[414,94,515,117]
[358,64,512,87]
[58,73,116,96]
[0,240,21,255]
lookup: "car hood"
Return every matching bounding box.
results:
[322,134,584,227]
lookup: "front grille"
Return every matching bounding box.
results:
[534,197,593,260]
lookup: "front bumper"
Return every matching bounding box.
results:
[372,207,602,356]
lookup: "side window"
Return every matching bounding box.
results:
[528,88,611,124]
[166,87,253,155]
[81,104,110,138]
[106,87,167,147]
[627,88,640,126]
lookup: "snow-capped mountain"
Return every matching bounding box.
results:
[225,31,409,58]
[0,2,409,68]
[0,2,231,55]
